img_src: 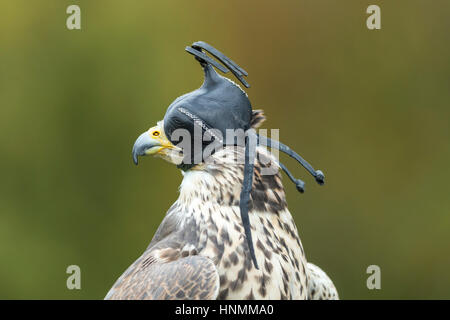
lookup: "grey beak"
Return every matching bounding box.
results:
[132,132,159,165]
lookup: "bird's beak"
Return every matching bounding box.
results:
[132,126,174,165]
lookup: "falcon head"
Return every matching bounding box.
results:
[132,121,184,166]
[132,110,267,168]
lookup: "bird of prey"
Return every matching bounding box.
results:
[105,42,338,300]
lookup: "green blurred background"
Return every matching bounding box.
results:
[0,0,449,299]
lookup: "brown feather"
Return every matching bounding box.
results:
[250,109,266,128]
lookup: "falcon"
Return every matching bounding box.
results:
[105,42,338,300]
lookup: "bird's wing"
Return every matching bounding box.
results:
[105,254,220,300]
[307,262,339,300]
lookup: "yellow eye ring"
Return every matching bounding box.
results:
[152,131,160,137]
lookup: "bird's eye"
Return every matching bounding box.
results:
[152,131,160,137]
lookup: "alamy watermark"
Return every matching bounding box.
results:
[166,126,281,176]
[66,265,81,290]
[65,5,382,32]
[367,5,381,30]
[366,265,381,290]
[66,5,81,30]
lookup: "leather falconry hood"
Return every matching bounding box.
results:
[162,41,325,269]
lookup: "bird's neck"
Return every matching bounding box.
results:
[177,147,288,214]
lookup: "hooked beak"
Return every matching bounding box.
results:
[132,124,176,165]
[132,132,160,165]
